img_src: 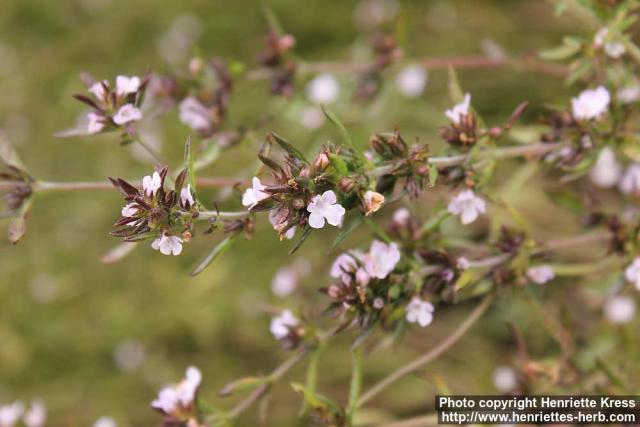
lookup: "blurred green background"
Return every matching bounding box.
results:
[2,1,630,426]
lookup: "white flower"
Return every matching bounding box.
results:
[393,207,410,226]
[306,74,340,104]
[594,27,626,59]
[363,190,385,216]
[89,80,109,101]
[151,234,183,256]
[447,189,486,225]
[589,147,621,188]
[300,106,325,129]
[242,177,269,209]
[271,267,298,297]
[457,257,470,270]
[87,112,106,134]
[330,252,361,283]
[493,366,517,392]
[121,203,139,218]
[23,400,46,427]
[179,96,212,131]
[142,171,162,196]
[0,401,24,427]
[180,184,195,208]
[405,297,434,327]
[307,190,345,229]
[617,85,640,104]
[445,93,471,124]
[395,65,427,98]
[93,417,117,427]
[113,104,143,125]
[624,257,640,290]
[270,309,299,340]
[604,296,636,325]
[526,265,555,285]
[115,75,141,96]
[363,240,400,279]
[571,86,610,121]
[619,164,640,195]
[151,366,202,415]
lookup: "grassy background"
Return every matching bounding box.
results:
[3,1,631,426]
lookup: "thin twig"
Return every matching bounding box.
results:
[356,293,495,407]
[0,177,248,192]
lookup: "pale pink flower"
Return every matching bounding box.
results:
[305,74,339,104]
[307,190,345,229]
[624,257,640,290]
[619,164,640,195]
[151,234,183,256]
[447,189,486,225]
[115,75,141,96]
[87,112,106,134]
[445,93,471,124]
[594,27,626,59]
[270,310,299,340]
[242,177,269,209]
[113,104,142,125]
[121,203,139,218]
[179,96,212,132]
[89,80,109,102]
[142,171,162,196]
[457,257,470,270]
[23,400,46,427]
[604,296,636,325]
[405,297,434,327]
[180,184,195,208]
[0,401,24,427]
[571,86,610,120]
[526,265,555,285]
[151,366,201,415]
[363,240,400,279]
[589,147,621,188]
[393,207,410,226]
[93,417,117,427]
[395,65,427,98]
[330,252,363,284]
[493,366,517,392]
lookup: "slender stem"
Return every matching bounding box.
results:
[135,138,164,164]
[246,54,568,79]
[0,177,248,192]
[226,347,310,420]
[428,141,565,168]
[356,293,494,408]
[346,347,363,425]
[196,210,249,220]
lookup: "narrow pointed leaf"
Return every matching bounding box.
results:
[191,234,238,276]
[269,132,308,163]
[289,225,312,255]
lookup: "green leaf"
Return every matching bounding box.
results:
[545,190,583,215]
[330,214,363,251]
[447,66,464,103]
[327,153,349,176]
[0,131,25,170]
[289,225,312,255]
[428,163,438,188]
[183,136,197,195]
[538,38,582,61]
[290,383,341,415]
[321,106,365,161]
[218,376,265,397]
[269,132,308,163]
[191,234,239,276]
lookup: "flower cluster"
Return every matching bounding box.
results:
[151,366,203,426]
[72,75,148,138]
[109,166,196,256]
[0,399,46,427]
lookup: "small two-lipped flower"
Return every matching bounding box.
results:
[526,265,555,285]
[405,297,435,327]
[307,190,345,229]
[242,177,270,209]
[82,75,144,135]
[445,93,471,124]
[447,189,486,225]
[330,240,401,287]
[594,27,626,59]
[571,86,610,121]
[151,366,202,425]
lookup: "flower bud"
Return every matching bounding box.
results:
[373,298,385,309]
[189,57,204,75]
[338,177,357,193]
[313,153,330,172]
[292,198,305,210]
[363,190,385,216]
[489,127,502,138]
[278,34,296,51]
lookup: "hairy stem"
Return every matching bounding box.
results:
[0,177,247,192]
[356,293,495,407]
